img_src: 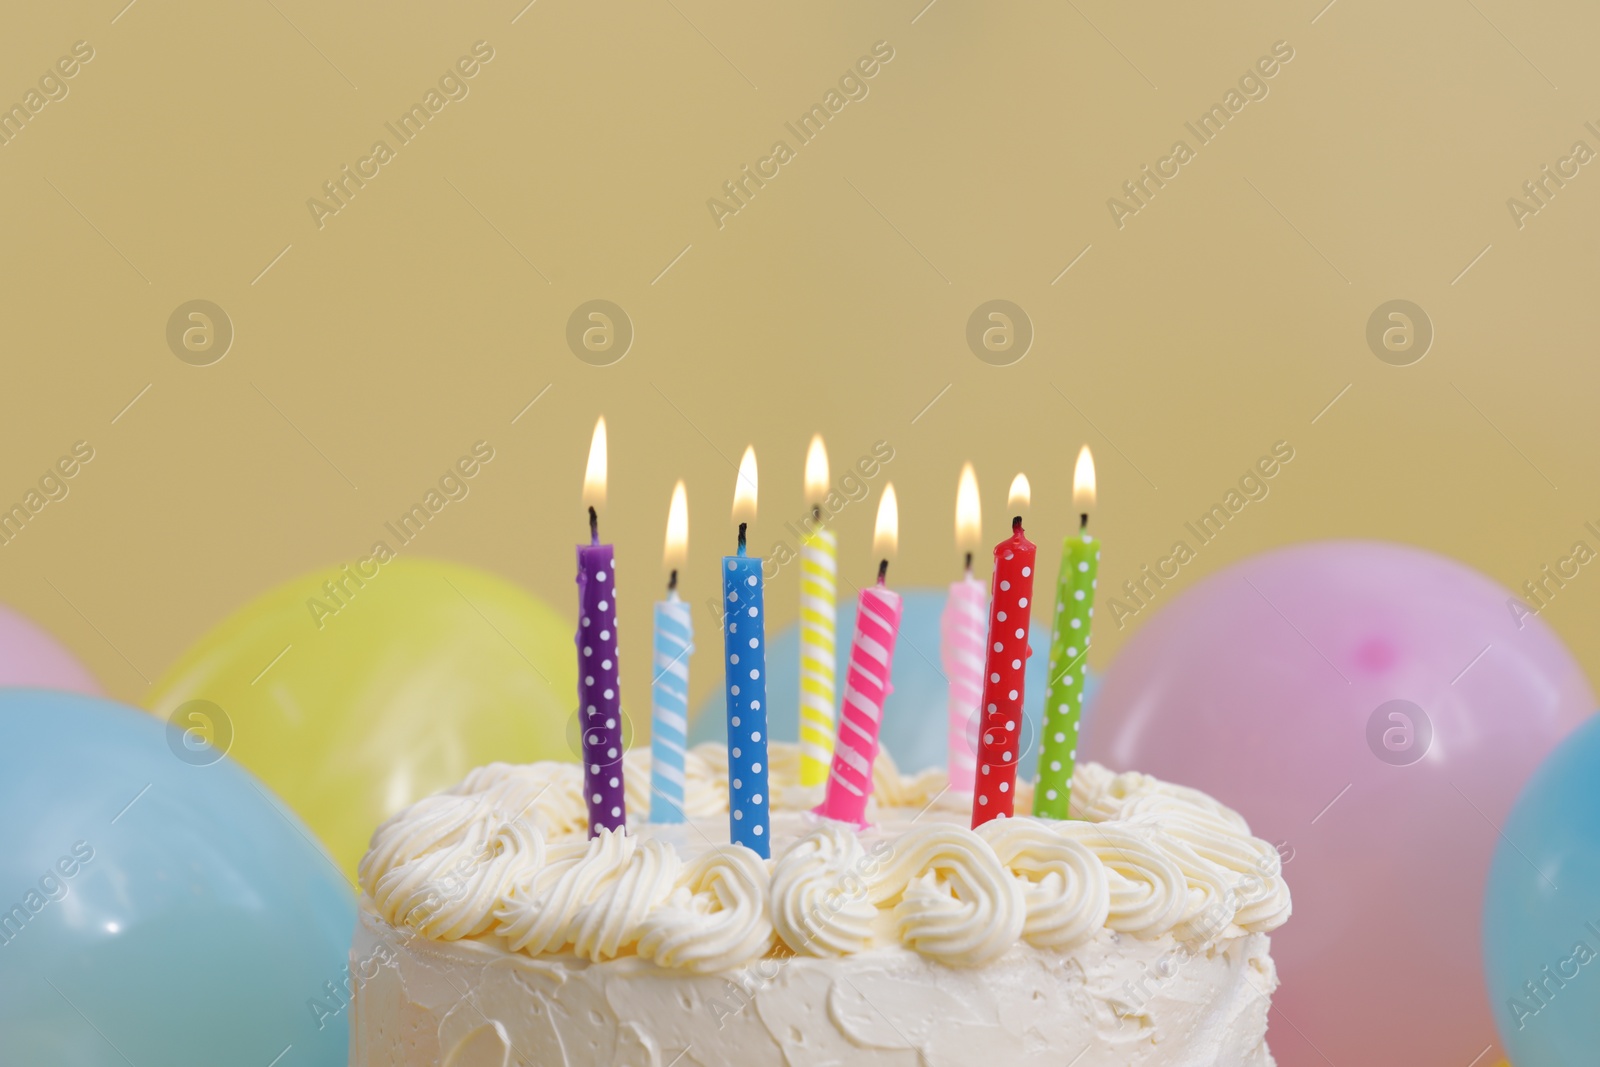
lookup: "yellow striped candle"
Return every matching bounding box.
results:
[798,435,837,786]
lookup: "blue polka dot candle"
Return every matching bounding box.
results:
[650,481,693,824]
[724,446,770,857]
[1034,447,1099,821]
[577,417,626,837]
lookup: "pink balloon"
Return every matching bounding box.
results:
[1083,540,1592,1067]
[0,604,99,693]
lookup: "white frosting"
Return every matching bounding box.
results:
[351,905,1282,1067]
[977,818,1109,948]
[868,824,1026,967]
[356,744,1290,975]
[637,846,774,973]
[363,796,545,940]
[494,830,681,961]
[770,824,878,957]
[352,743,1291,1066]
[1055,821,1189,938]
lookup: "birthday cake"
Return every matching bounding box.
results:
[349,743,1291,1066]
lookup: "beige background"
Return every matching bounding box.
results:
[3,2,1596,735]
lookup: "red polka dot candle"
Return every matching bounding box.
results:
[816,485,902,827]
[971,477,1037,829]
[577,417,626,837]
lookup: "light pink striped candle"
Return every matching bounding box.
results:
[816,584,903,826]
[941,572,986,794]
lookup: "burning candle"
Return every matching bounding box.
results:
[798,434,838,787]
[971,475,1037,829]
[576,416,626,837]
[816,485,903,827]
[1034,447,1099,819]
[650,480,693,823]
[941,463,985,794]
[724,447,770,856]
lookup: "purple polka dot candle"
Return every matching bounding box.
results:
[724,446,770,857]
[578,417,626,837]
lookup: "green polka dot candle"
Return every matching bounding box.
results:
[1034,447,1098,820]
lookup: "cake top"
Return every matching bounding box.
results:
[357,743,1291,974]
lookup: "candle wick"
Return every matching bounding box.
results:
[877,559,889,585]
[963,551,973,574]
[737,522,748,556]
[1012,515,1023,533]
[667,568,678,594]
[588,506,599,546]
[811,504,822,523]
[1079,512,1089,531]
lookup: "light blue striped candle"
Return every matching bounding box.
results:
[650,594,693,823]
[723,542,769,856]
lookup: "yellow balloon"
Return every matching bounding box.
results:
[147,557,577,880]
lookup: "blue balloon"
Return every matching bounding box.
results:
[0,691,354,1066]
[691,587,1096,778]
[1484,713,1600,1065]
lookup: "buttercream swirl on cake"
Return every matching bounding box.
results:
[1057,821,1189,938]
[358,742,1290,973]
[494,830,681,960]
[869,824,1026,966]
[770,824,879,957]
[637,846,773,973]
[377,818,540,940]
[976,819,1109,948]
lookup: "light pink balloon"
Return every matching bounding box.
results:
[1083,540,1592,1067]
[0,605,99,693]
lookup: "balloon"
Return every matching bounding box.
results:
[0,691,353,1066]
[0,604,99,692]
[690,587,1097,777]
[1485,714,1600,1065]
[147,558,576,879]
[1082,541,1592,1067]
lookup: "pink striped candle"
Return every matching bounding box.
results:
[941,571,985,793]
[942,463,985,794]
[817,485,902,827]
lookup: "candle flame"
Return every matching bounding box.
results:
[732,446,758,524]
[1007,473,1031,510]
[664,480,688,569]
[874,483,899,559]
[1074,445,1097,512]
[804,434,830,504]
[955,462,981,552]
[583,416,607,508]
